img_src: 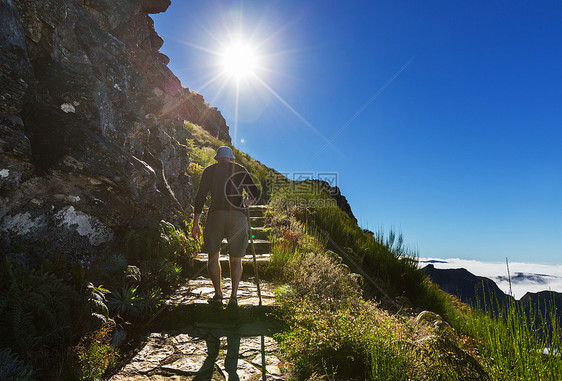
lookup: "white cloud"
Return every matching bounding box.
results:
[419,257,562,300]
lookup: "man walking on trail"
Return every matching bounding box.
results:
[191,146,259,307]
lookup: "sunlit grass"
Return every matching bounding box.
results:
[265,179,562,380]
[268,182,445,312]
[449,289,562,380]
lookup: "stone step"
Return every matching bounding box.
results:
[110,223,288,381]
[249,216,267,227]
[111,330,285,380]
[166,277,278,307]
[219,238,271,255]
[248,205,268,217]
[157,278,280,331]
[190,254,274,279]
[154,303,281,332]
[220,238,271,244]
[113,285,285,379]
[194,252,272,262]
[249,226,271,240]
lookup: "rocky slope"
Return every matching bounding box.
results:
[0,0,230,263]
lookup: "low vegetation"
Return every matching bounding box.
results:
[266,184,562,380]
[2,122,560,379]
[0,218,197,379]
[0,121,281,379]
[451,295,562,380]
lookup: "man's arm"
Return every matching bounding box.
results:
[193,167,212,215]
[191,166,212,240]
[191,212,202,240]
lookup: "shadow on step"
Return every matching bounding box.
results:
[151,302,283,333]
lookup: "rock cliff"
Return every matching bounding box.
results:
[0,0,230,263]
[311,179,357,223]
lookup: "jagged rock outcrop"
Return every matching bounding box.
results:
[311,179,357,223]
[0,0,230,263]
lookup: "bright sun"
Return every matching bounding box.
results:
[221,42,258,79]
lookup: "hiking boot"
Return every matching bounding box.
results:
[207,294,223,304]
[227,297,238,309]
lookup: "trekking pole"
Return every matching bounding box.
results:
[246,207,262,307]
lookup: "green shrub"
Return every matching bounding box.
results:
[100,253,128,280]
[0,347,35,380]
[269,183,449,314]
[283,250,361,306]
[154,259,183,290]
[78,343,117,381]
[85,282,111,329]
[157,220,193,268]
[140,287,163,315]
[277,298,411,380]
[185,138,216,167]
[120,220,196,291]
[107,285,141,318]
[123,265,142,285]
[122,220,192,264]
[106,283,162,320]
[0,261,74,369]
[187,161,205,192]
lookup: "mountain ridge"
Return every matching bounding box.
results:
[424,264,562,326]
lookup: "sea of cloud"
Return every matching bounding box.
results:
[419,257,562,300]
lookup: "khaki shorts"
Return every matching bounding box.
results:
[203,210,248,258]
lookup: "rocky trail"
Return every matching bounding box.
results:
[110,206,288,381]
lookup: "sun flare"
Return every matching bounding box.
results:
[177,18,324,145]
[221,42,258,79]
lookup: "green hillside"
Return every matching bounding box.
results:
[1,123,561,380]
[183,123,562,380]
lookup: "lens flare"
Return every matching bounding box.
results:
[221,42,258,79]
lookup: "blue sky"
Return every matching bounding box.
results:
[153,1,562,263]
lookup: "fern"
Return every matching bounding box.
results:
[101,253,128,279]
[124,265,141,285]
[0,347,35,380]
[0,261,74,368]
[85,283,111,328]
[78,343,117,381]
[155,259,182,290]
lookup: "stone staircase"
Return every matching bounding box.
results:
[110,205,287,380]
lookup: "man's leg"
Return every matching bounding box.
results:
[226,211,248,303]
[229,256,242,300]
[207,251,223,298]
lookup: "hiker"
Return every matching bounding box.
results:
[191,146,259,307]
